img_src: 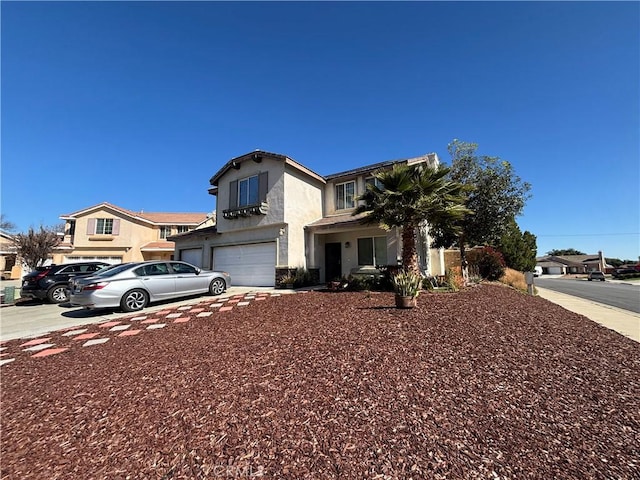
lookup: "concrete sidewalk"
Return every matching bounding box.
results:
[537,288,640,343]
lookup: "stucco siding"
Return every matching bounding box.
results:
[215,157,286,234]
[282,168,324,268]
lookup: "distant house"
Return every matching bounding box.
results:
[535,252,608,275]
[55,202,209,265]
[0,230,18,279]
[171,150,447,287]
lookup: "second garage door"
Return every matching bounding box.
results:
[179,248,203,267]
[213,243,276,287]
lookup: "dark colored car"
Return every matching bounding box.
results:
[587,271,606,282]
[21,262,110,303]
[613,267,639,277]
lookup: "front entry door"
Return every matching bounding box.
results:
[325,242,342,282]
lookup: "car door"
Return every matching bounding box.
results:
[135,262,177,300]
[169,262,208,295]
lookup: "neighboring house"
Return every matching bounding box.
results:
[171,150,447,287]
[55,203,209,265]
[535,252,608,275]
[0,230,19,279]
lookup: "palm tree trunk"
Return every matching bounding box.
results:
[401,224,420,274]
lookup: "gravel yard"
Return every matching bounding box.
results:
[1,284,638,479]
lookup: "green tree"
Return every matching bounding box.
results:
[498,218,537,272]
[14,226,61,270]
[354,162,470,274]
[432,139,532,280]
[547,248,586,256]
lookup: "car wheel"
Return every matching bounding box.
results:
[47,285,69,303]
[209,278,226,296]
[120,289,148,312]
[588,278,592,281]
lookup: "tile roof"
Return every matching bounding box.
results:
[209,150,324,187]
[306,212,371,230]
[324,153,439,181]
[140,241,175,251]
[61,202,208,225]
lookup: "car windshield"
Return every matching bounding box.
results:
[95,263,136,278]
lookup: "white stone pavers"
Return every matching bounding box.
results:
[82,338,110,347]
[109,324,131,332]
[63,329,89,336]
[23,343,56,352]
[147,324,166,330]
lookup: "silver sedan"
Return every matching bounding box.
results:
[70,261,231,312]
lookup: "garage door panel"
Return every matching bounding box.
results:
[180,248,203,267]
[213,243,275,287]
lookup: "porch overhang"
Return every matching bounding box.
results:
[140,241,175,252]
[305,212,372,232]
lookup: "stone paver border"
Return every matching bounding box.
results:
[0,292,284,366]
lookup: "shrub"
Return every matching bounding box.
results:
[445,267,463,292]
[391,270,422,297]
[294,268,314,287]
[499,268,529,292]
[474,247,506,281]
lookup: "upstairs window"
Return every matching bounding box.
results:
[177,225,190,233]
[365,176,385,191]
[96,218,113,235]
[228,172,269,211]
[87,218,120,235]
[159,226,171,239]
[238,175,259,207]
[335,181,356,210]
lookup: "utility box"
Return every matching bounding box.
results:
[524,272,535,295]
[2,286,16,304]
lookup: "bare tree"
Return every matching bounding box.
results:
[14,226,61,270]
[0,214,16,232]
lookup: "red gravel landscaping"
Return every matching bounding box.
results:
[1,285,638,479]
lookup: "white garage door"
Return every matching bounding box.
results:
[64,256,122,265]
[179,248,203,267]
[213,243,276,287]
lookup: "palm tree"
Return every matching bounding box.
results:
[353,163,470,274]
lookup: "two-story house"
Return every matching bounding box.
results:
[171,150,447,287]
[55,202,209,265]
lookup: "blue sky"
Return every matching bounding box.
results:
[2,1,639,260]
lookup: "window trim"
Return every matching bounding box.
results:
[96,218,114,235]
[335,180,356,210]
[365,176,384,191]
[87,218,120,236]
[159,226,171,239]
[357,236,388,267]
[237,174,260,207]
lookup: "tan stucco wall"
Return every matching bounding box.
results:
[214,157,286,234]
[324,176,366,216]
[282,167,323,268]
[58,206,176,263]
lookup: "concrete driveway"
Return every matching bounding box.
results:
[0,282,280,342]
